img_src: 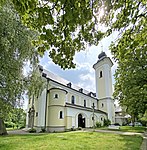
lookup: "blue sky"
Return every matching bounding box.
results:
[39,32,118,92]
[23,32,118,110]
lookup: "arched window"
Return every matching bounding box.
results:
[102,103,104,107]
[54,94,58,99]
[100,71,102,78]
[84,100,86,107]
[59,111,63,119]
[71,95,75,104]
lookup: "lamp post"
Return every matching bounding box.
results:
[92,103,95,131]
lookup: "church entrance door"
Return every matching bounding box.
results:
[78,114,85,128]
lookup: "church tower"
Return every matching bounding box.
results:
[93,52,115,124]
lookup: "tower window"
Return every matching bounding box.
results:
[84,100,86,107]
[100,71,103,78]
[59,111,63,119]
[54,94,58,99]
[71,95,75,104]
[36,112,38,117]
[102,103,104,107]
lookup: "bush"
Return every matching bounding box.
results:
[114,123,120,126]
[41,128,46,133]
[77,127,82,130]
[5,122,15,128]
[28,128,36,133]
[104,119,111,126]
[96,122,101,128]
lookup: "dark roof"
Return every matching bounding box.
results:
[40,66,97,99]
[98,52,107,59]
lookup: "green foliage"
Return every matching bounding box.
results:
[10,0,110,69]
[114,123,120,126]
[104,119,111,126]
[102,0,147,118]
[96,121,101,128]
[5,122,15,128]
[0,1,38,120]
[77,127,82,130]
[26,67,46,100]
[139,111,147,126]
[28,128,36,133]
[5,108,26,129]
[40,128,46,133]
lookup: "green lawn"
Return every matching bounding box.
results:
[97,126,146,133]
[0,132,142,150]
[120,126,146,133]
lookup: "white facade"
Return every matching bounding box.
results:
[93,52,115,124]
[26,52,115,132]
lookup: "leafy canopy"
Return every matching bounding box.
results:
[0,1,38,119]
[105,0,147,116]
[11,0,113,69]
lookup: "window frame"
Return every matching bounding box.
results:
[59,111,63,119]
[99,71,103,78]
[84,100,86,107]
[54,94,59,99]
[71,95,75,104]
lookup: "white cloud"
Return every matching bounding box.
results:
[38,32,119,94]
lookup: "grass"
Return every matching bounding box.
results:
[120,126,146,133]
[0,132,142,150]
[97,126,146,133]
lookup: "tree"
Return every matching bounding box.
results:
[10,0,110,69]
[104,0,147,120]
[0,1,38,134]
[5,108,26,129]
[26,66,46,129]
[4,0,146,124]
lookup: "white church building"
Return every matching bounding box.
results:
[26,52,115,132]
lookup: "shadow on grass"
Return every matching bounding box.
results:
[118,134,143,150]
[0,131,143,150]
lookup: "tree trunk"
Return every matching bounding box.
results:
[0,119,7,135]
[132,115,135,127]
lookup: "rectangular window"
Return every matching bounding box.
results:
[100,71,102,78]
[36,112,38,117]
[60,111,63,119]
[84,100,86,107]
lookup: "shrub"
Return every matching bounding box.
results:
[96,122,101,128]
[114,123,120,126]
[41,128,46,133]
[5,122,15,128]
[71,128,76,131]
[28,128,36,133]
[104,119,111,126]
[77,127,82,130]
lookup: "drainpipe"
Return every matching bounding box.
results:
[44,77,49,130]
[92,103,95,131]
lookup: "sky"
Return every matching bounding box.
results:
[40,32,118,92]
[23,32,118,110]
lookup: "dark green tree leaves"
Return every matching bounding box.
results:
[0,1,37,120]
[11,0,108,68]
[106,0,147,117]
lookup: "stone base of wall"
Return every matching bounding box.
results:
[46,126,65,132]
[31,126,65,133]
